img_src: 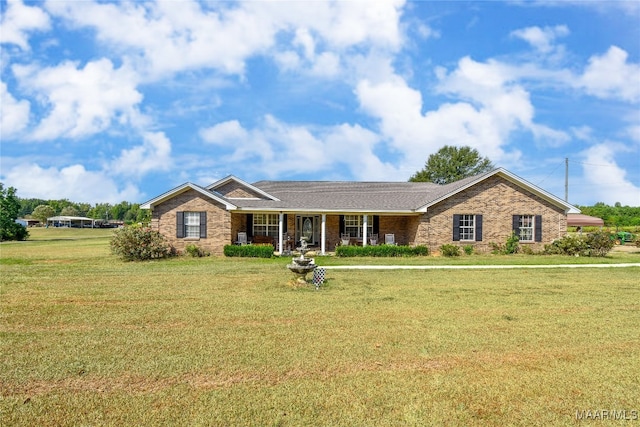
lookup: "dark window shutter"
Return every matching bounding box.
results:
[246,214,253,238]
[475,215,483,241]
[373,215,380,235]
[199,212,207,238]
[512,215,520,238]
[283,214,288,233]
[535,215,543,242]
[452,214,460,241]
[176,212,185,238]
[339,215,345,234]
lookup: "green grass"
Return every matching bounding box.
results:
[1,229,639,426]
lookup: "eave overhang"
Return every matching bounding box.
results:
[140,182,237,210]
[416,168,580,214]
[206,175,280,201]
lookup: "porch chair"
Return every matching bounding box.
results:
[341,233,351,246]
[369,234,378,246]
[384,233,396,245]
[235,232,248,245]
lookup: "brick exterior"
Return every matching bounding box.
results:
[152,175,567,255]
[415,175,567,253]
[151,189,231,255]
[216,182,267,199]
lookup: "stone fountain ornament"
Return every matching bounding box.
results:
[287,237,317,285]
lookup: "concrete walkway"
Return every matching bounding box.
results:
[323,263,640,270]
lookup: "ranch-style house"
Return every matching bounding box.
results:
[140,168,578,255]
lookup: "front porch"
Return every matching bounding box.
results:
[231,212,421,255]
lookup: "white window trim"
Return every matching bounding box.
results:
[459,214,475,241]
[184,212,201,239]
[253,213,279,237]
[344,215,373,238]
[519,215,534,242]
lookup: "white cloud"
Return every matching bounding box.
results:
[0,81,30,137]
[581,143,640,205]
[1,163,141,204]
[196,115,393,180]
[510,25,569,53]
[43,0,405,80]
[0,0,50,51]
[109,131,172,178]
[578,46,640,102]
[355,56,572,174]
[13,58,142,141]
[200,120,249,146]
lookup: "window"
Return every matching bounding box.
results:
[453,214,483,242]
[176,211,206,239]
[343,215,373,238]
[518,215,534,242]
[184,212,200,238]
[513,215,542,242]
[253,214,279,237]
[459,214,475,241]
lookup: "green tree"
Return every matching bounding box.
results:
[409,145,494,184]
[60,206,79,216]
[32,205,56,224]
[1,183,29,241]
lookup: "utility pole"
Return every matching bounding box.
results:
[565,157,569,202]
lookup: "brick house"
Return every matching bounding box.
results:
[140,168,578,255]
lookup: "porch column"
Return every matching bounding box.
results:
[278,212,284,254]
[362,214,368,247]
[321,214,326,255]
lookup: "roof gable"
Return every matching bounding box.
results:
[206,175,279,201]
[416,168,579,213]
[140,182,236,210]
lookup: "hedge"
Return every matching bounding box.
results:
[335,244,429,257]
[223,244,275,258]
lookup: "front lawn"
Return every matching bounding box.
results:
[1,229,639,426]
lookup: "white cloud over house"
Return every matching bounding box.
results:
[0,1,638,206]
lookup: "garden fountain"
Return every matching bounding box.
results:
[287,237,317,284]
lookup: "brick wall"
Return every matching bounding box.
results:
[151,189,231,255]
[152,175,567,255]
[415,175,567,252]
[216,182,265,199]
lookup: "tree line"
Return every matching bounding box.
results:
[577,203,640,227]
[18,197,150,224]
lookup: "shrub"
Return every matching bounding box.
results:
[185,244,210,257]
[584,231,615,257]
[463,244,474,255]
[490,233,520,255]
[110,226,175,261]
[1,223,29,241]
[543,232,613,257]
[224,244,274,258]
[440,244,460,257]
[543,234,588,256]
[335,244,429,257]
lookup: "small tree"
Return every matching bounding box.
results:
[1,183,29,241]
[32,205,56,224]
[60,206,79,216]
[410,145,494,184]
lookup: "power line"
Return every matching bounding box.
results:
[567,159,625,168]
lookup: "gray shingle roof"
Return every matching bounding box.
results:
[231,180,441,212]
[143,168,578,213]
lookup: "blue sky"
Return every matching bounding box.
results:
[1,0,639,207]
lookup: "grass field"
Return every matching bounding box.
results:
[1,228,639,426]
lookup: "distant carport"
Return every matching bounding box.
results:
[47,216,96,228]
[567,213,604,227]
